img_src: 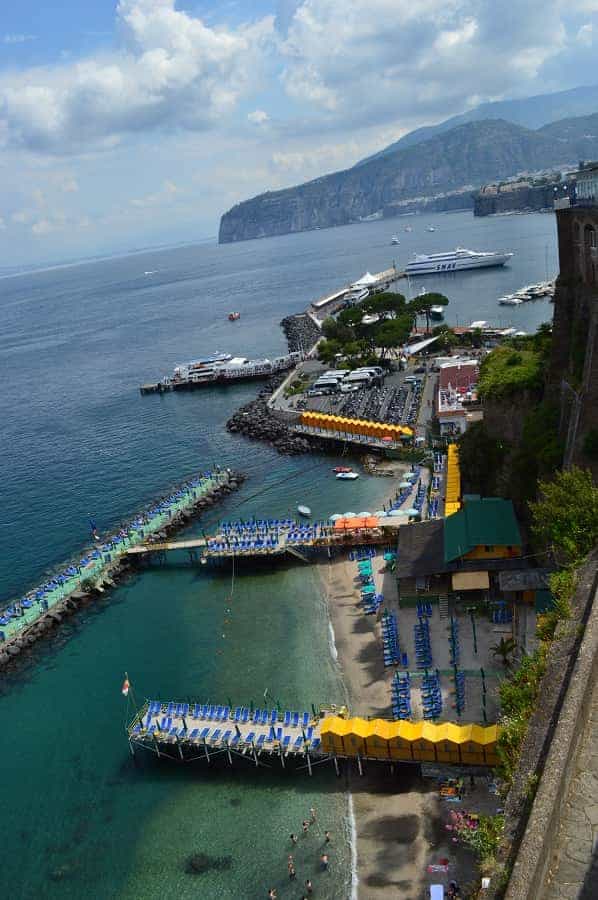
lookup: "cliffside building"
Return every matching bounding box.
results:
[551,162,598,477]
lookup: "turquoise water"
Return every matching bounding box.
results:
[0,211,557,898]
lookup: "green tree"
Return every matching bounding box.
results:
[362,291,407,319]
[375,316,413,359]
[408,292,449,334]
[431,326,459,352]
[530,467,598,564]
[491,637,517,668]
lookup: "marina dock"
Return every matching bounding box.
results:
[127,699,500,772]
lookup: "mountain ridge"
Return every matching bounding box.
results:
[219,112,598,244]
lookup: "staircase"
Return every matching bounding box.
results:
[438,595,449,620]
[286,546,310,563]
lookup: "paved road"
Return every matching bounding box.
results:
[544,677,598,898]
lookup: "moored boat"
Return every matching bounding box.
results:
[430,305,445,319]
[297,505,311,517]
[228,311,241,321]
[336,472,360,480]
[405,247,512,275]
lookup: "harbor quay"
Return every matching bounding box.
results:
[0,468,244,668]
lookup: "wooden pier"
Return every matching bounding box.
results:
[127,700,500,773]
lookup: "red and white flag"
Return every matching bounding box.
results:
[121,676,130,696]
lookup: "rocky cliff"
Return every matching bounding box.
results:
[219,114,598,244]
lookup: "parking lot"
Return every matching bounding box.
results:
[277,358,438,436]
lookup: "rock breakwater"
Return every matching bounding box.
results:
[280,313,321,353]
[0,471,246,671]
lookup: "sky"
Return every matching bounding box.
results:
[1,0,598,266]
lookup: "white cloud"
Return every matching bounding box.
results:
[279,0,576,127]
[577,23,593,46]
[248,109,269,124]
[3,34,36,45]
[0,0,274,152]
[131,178,179,207]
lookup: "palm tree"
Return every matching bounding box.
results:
[491,637,517,667]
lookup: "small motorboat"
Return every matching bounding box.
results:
[333,466,353,473]
[426,225,436,232]
[430,305,445,319]
[228,311,241,321]
[336,472,360,480]
[404,225,413,232]
[297,505,311,517]
[391,234,400,245]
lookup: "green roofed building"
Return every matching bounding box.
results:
[444,497,522,564]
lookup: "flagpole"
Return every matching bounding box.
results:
[124,672,145,733]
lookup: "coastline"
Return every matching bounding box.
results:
[318,472,440,899]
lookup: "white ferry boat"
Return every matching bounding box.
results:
[498,296,523,306]
[404,248,512,276]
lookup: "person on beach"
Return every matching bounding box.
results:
[302,820,310,834]
[290,833,298,845]
[309,806,317,823]
[287,855,294,870]
[268,890,277,899]
[324,830,331,844]
[289,865,296,880]
[320,853,329,871]
[306,878,313,894]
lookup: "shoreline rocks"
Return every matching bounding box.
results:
[280,313,321,353]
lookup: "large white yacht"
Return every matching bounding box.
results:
[404,247,512,275]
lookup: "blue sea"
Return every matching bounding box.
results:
[0,211,556,898]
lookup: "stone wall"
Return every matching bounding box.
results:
[492,550,598,898]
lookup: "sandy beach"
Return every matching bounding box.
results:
[318,490,486,899]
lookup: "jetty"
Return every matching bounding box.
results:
[127,517,400,564]
[0,469,244,666]
[310,266,404,316]
[127,699,500,773]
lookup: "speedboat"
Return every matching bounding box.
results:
[297,505,311,517]
[336,472,359,480]
[430,305,445,319]
[404,225,413,232]
[498,296,523,306]
[391,234,400,245]
[228,312,241,321]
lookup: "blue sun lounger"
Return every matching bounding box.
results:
[230,734,240,747]
[261,710,268,725]
[233,707,242,721]
[210,729,221,743]
[245,731,256,744]
[276,727,283,741]
[189,728,199,740]
[302,712,310,727]
[294,735,304,749]
[292,712,299,727]
[175,703,182,716]
[215,706,224,720]
[148,724,157,734]
[311,738,321,751]
[199,727,210,740]
[222,706,230,720]
[193,704,201,718]
[132,723,141,734]
[270,710,278,724]
[282,735,291,749]
[283,711,291,726]
[166,702,175,716]
[181,703,189,716]
[256,734,266,747]
[222,730,232,743]
[241,708,249,723]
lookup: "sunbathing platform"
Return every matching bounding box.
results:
[127,701,500,773]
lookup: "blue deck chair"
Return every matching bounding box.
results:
[282,735,291,749]
[210,729,222,744]
[190,728,199,740]
[148,724,157,734]
[233,707,241,721]
[132,724,141,734]
[199,727,210,740]
[222,730,232,743]
[306,726,314,741]
[311,738,321,751]
[167,702,175,716]
[245,731,256,744]
[261,710,268,725]
[192,704,201,718]
[230,734,240,747]
[276,727,283,741]
[256,734,266,747]
[283,711,291,726]
[221,706,230,719]
[241,709,249,723]
[175,703,182,716]
[293,736,304,749]
[182,703,189,716]
[292,712,299,727]
[252,709,261,723]
[270,710,277,724]
[302,712,310,727]
[215,705,224,720]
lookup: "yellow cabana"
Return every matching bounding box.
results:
[434,723,462,763]
[368,719,393,759]
[458,724,486,765]
[320,716,352,754]
[480,724,499,765]
[344,718,372,756]
[388,722,415,760]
